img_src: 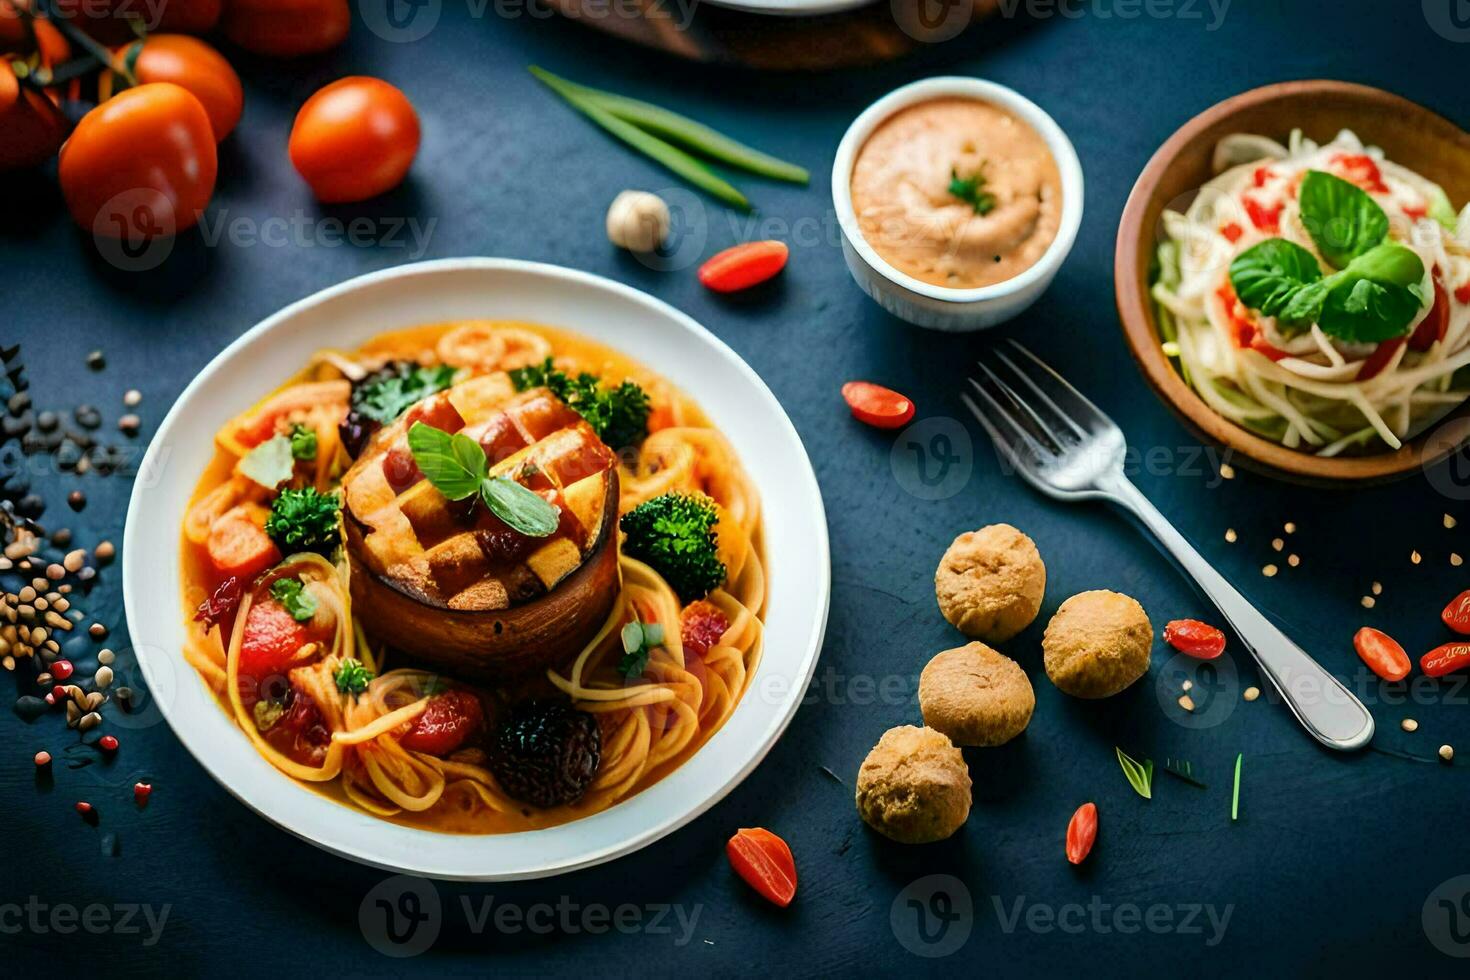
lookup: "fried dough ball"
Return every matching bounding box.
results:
[919,642,1035,747]
[855,725,971,844]
[935,524,1045,643]
[1043,590,1153,699]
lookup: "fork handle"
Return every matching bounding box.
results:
[1101,472,1375,752]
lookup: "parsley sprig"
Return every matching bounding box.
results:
[268,576,318,622]
[334,658,375,697]
[949,165,997,215]
[509,357,650,449]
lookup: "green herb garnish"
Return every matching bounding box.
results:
[618,618,665,678]
[1231,753,1243,822]
[289,423,318,461]
[334,658,375,697]
[949,166,997,215]
[1228,170,1427,343]
[1162,758,1207,789]
[406,422,559,537]
[619,492,726,602]
[1116,746,1154,800]
[509,357,651,449]
[352,363,459,425]
[264,487,341,557]
[268,576,318,622]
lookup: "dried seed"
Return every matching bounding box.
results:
[1288,554,1301,567]
[65,700,80,722]
[1219,463,1236,480]
[1182,679,1194,692]
[1243,687,1260,702]
[1272,538,1284,552]
[67,491,85,512]
[94,541,115,564]
[1178,694,1196,712]
[123,389,142,407]
[89,623,107,640]
[63,549,85,573]
[97,649,114,665]
[1372,582,1383,595]
[1284,522,1297,534]
[1362,596,1376,609]
[34,750,51,767]
[78,710,101,731]
[1445,514,1458,530]
[1402,718,1419,732]
[86,350,105,370]
[1225,528,1237,543]
[118,414,141,436]
[98,734,118,752]
[1453,553,1464,568]
[95,665,113,689]
[1263,564,1279,577]
[1440,745,1455,762]
[1412,550,1422,565]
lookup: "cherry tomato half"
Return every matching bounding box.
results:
[1353,627,1410,683]
[1443,589,1470,636]
[1163,619,1227,659]
[698,240,789,293]
[841,381,915,429]
[103,35,243,141]
[222,0,350,58]
[289,76,421,203]
[0,61,67,170]
[400,690,484,756]
[726,828,797,907]
[59,82,218,237]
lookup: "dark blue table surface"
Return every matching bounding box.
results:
[7,1,1470,975]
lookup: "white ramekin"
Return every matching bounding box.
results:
[832,76,1085,332]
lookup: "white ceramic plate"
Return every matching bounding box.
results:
[122,259,830,880]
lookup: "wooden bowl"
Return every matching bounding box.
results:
[345,472,621,682]
[1115,80,1470,484]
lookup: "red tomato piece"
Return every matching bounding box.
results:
[1243,197,1283,234]
[1354,627,1411,682]
[400,689,484,756]
[1252,165,1272,188]
[1456,284,1470,306]
[1332,153,1388,194]
[698,241,789,293]
[1356,337,1405,381]
[1442,590,1470,636]
[289,76,420,203]
[1402,202,1428,221]
[1163,619,1227,659]
[841,381,915,429]
[1408,279,1449,352]
[1220,222,1244,244]
[1421,642,1470,678]
[681,601,731,659]
[1065,802,1097,865]
[238,600,311,680]
[1249,336,1290,362]
[726,828,797,907]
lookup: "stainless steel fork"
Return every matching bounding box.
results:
[963,341,1374,752]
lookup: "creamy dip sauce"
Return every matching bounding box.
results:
[850,97,1063,290]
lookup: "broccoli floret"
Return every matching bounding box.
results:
[264,487,341,557]
[619,492,726,602]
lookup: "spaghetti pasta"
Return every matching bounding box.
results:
[180,321,767,834]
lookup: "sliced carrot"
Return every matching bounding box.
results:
[207,505,281,582]
[726,827,796,907]
[698,241,788,293]
[841,381,914,429]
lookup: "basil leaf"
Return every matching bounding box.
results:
[1229,239,1323,316]
[407,422,486,501]
[480,476,559,537]
[1299,170,1389,268]
[240,434,296,490]
[1317,243,1427,343]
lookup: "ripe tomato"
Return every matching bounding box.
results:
[106,35,243,140]
[222,0,350,58]
[0,62,68,170]
[1163,619,1227,659]
[1065,802,1098,865]
[1353,627,1410,682]
[1408,278,1450,352]
[1442,590,1470,636]
[1422,642,1470,678]
[238,600,310,680]
[401,690,484,756]
[698,241,789,293]
[289,77,420,203]
[841,381,915,429]
[727,828,797,907]
[50,0,221,42]
[58,82,217,237]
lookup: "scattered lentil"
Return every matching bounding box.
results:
[75,800,93,815]
[1446,514,1458,530]
[73,405,101,429]
[1455,553,1465,568]
[1262,564,1279,577]
[98,734,118,752]
[1224,528,1237,543]
[67,491,85,512]
[1272,538,1284,552]
[1288,554,1301,567]
[94,540,115,564]
[88,623,107,640]
[50,528,71,547]
[34,750,51,767]
[1362,596,1376,609]
[123,389,142,407]
[1440,745,1455,763]
[63,549,85,573]
[1219,463,1236,480]
[118,414,141,436]
[1372,582,1383,596]
[78,710,101,731]
[95,665,113,689]
[97,648,114,665]
[86,350,105,370]
[133,781,152,805]
[1284,522,1297,534]
[1402,718,1419,732]
[1243,686,1260,702]
[1412,550,1423,565]
[1182,679,1193,692]
[1178,694,1195,712]
[35,410,58,432]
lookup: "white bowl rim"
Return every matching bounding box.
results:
[121,257,831,880]
[831,75,1086,304]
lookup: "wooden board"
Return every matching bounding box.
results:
[547,0,1001,70]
